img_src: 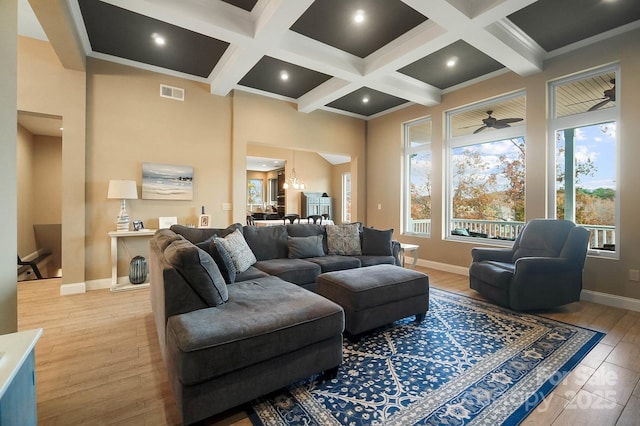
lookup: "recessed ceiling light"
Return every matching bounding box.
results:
[280,70,289,81]
[446,57,457,67]
[354,10,365,24]
[151,33,165,46]
[362,96,369,103]
[59,127,63,131]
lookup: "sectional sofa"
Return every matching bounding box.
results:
[149,222,401,424]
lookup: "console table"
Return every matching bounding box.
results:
[0,328,42,426]
[108,229,156,292]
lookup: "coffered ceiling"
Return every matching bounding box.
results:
[31,0,640,118]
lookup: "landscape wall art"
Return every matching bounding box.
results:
[142,162,193,200]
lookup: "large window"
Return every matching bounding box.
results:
[342,172,351,223]
[445,92,526,241]
[247,178,263,211]
[403,117,432,236]
[549,66,618,256]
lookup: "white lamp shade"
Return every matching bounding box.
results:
[107,179,138,199]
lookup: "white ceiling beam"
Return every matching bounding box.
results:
[297,78,360,113]
[402,0,543,76]
[208,0,312,96]
[368,74,441,107]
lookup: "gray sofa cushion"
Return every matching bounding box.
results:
[254,258,321,285]
[165,276,344,385]
[164,239,228,307]
[243,225,288,260]
[170,223,242,244]
[361,227,393,256]
[154,229,183,251]
[288,235,325,259]
[355,255,397,267]
[210,239,236,284]
[235,265,269,281]
[307,255,361,273]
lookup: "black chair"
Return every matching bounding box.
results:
[307,214,323,224]
[283,214,300,224]
[246,215,255,226]
[17,253,50,279]
[322,213,330,220]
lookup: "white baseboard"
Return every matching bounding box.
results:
[416,258,469,276]
[580,289,640,312]
[86,278,112,291]
[414,259,640,312]
[59,282,86,295]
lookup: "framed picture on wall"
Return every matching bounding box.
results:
[142,162,193,200]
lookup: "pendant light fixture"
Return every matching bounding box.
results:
[283,151,305,190]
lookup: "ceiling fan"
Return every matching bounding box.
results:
[587,79,616,111]
[472,110,523,134]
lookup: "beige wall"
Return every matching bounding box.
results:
[85,58,233,281]
[1,0,18,333]
[331,162,351,224]
[232,91,366,224]
[17,124,37,256]
[33,135,62,224]
[367,29,640,299]
[17,36,86,286]
[83,59,365,281]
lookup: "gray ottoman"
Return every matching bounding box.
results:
[316,264,429,337]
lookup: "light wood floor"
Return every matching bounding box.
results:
[17,267,640,425]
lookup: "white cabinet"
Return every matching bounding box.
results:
[300,192,332,219]
[0,329,42,426]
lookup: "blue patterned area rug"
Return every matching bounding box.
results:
[250,288,604,426]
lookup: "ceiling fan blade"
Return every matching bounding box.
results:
[495,118,523,125]
[473,126,487,134]
[588,99,610,112]
[567,98,604,106]
[493,122,511,129]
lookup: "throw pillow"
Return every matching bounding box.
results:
[210,238,236,284]
[164,239,228,307]
[326,223,362,255]
[362,227,393,256]
[218,229,257,273]
[288,235,325,259]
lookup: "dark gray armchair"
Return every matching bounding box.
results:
[469,219,590,311]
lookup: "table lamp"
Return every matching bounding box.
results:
[107,179,138,231]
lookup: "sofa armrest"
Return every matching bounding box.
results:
[471,247,514,263]
[391,240,401,266]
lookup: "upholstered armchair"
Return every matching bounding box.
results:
[469,219,590,311]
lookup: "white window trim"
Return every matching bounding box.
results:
[341,172,351,223]
[547,64,620,259]
[403,116,432,237]
[444,92,526,244]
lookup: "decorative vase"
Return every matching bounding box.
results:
[129,255,147,284]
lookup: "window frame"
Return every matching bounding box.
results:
[444,91,526,245]
[247,178,264,211]
[341,171,351,223]
[547,64,620,259]
[402,116,432,237]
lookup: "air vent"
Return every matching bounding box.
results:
[160,84,184,101]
